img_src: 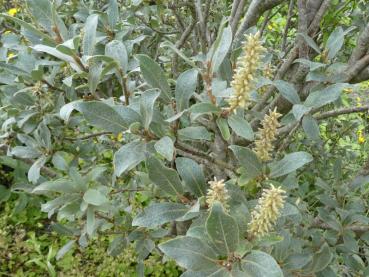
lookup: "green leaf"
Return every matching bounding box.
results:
[0,13,54,44]
[304,83,349,109]
[88,61,103,94]
[175,69,198,112]
[83,189,108,206]
[269,151,313,178]
[326,27,355,60]
[241,251,283,277]
[284,253,312,270]
[302,115,321,142]
[32,179,78,194]
[105,40,128,73]
[140,89,161,130]
[0,185,11,204]
[132,202,188,228]
[274,80,300,104]
[28,156,48,183]
[206,202,239,256]
[114,140,146,177]
[27,0,53,34]
[136,54,171,102]
[176,157,206,197]
[294,58,326,71]
[86,207,96,235]
[158,236,219,271]
[190,103,221,114]
[304,243,332,273]
[292,104,311,121]
[107,0,119,28]
[211,26,232,72]
[107,236,128,257]
[83,14,99,56]
[297,33,321,54]
[56,240,76,261]
[154,136,174,161]
[147,156,184,196]
[228,115,254,141]
[229,145,262,179]
[74,101,129,133]
[32,45,76,65]
[178,126,212,141]
[216,118,231,141]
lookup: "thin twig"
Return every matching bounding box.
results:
[281,0,294,50]
[64,131,113,141]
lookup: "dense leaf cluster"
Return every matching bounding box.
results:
[0,0,369,276]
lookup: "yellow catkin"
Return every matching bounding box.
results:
[248,184,286,239]
[206,178,230,211]
[228,32,265,111]
[253,108,282,162]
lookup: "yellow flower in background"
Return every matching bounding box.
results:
[7,53,15,59]
[356,97,362,107]
[8,8,18,16]
[116,132,124,142]
[343,88,353,94]
[4,30,11,35]
[357,130,366,144]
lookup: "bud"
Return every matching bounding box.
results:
[206,178,230,211]
[248,184,286,239]
[253,108,282,161]
[228,32,265,111]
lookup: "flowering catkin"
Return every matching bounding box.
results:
[253,108,282,162]
[248,184,286,239]
[206,178,230,211]
[228,32,265,111]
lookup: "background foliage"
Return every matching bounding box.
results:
[0,0,369,276]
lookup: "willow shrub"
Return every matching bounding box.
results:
[1,0,369,276]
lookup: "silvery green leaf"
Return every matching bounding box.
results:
[274,80,300,104]
[107,0,119,28]
[241,251,283,277]
[147,156,184,196]
[82,14,99,56]
[206,202,239,256]
[175,69,198,112]
[136,54,171,102]
[140,89,160,130]
[28,155,48,183]
[105,40,128,73]
[229,145,262,179]
[83,189,108,206]
[178,126,212,141]
[154,136,174,161]
[86,207,96,235]
[56,240,76,260]
[159,236,219,271]
[176,157,206,197]
[302,115,321,142]
[304,83,349,109]
[114,140,146,177]
[210,25,232,73]
[228,115,254,141]
[88,61,103,94]
[269,151,313,178]
[132,202,188,228]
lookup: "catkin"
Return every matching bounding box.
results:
[248,184,286,239]
[206,178,230,211]
[253,108,282,162]
[228,32,265,111]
